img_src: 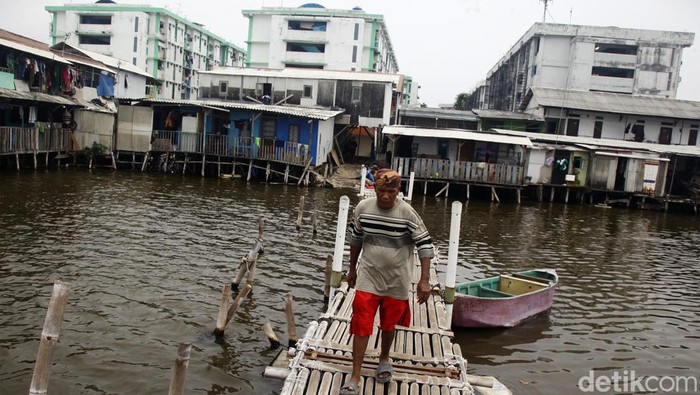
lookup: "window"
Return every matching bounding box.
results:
[533,37,540,54]
[593,118,603,139]
[592,66,634,79]
[289,125,300,143]
[354,23,359,40]
[351,86,361,101]
[219,82,227,95]
[352,45,357,63]
[288,21,326,31]
[531,65,537,76]
[261,118,276,139]
[689,125,698,146]
[632,121,645,142]
[303,85,312,98]
[80,15,111,25]
[133,37,138,52]
[286,42,325,53]
[132,57,136,65]
[594,43,638,55]
[79,35,111,45]
[134,17,139,32]
[659,122,673,145]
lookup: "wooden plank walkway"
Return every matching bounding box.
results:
[279,253,478,395]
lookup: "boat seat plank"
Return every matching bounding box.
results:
[478,286,513,298]
[510,272,552,284]
[499,275,547,295]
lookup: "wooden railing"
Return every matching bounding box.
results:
[151,130,310,166]
[0,124,72,154]
[392,157,524,186]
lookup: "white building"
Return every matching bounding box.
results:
[242,3,398,73]
[46,2,246,99]
[478,23,695,111]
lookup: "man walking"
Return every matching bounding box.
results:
[340,169,435,394]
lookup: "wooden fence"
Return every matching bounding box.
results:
[151,130,310,166]
[0,124,72,155]
[393,157,523,186]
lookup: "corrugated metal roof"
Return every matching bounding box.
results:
[398,107,479,122]
[59,44,152,78]
[472,108,544,121]
[141,98,343,120]
[525,87,700,120]
[0,38,72,64]
[382,125,533,147]
[199,67,402,84]
[492,128,700,157]
[0,88,78,105]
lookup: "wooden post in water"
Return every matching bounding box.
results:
[284,294,298,347]
[445,201,462,329]
[214,284,232,336]
[245,257,258,287]
[167,342,192,395]
[311,210,318,234]
[29,280,71,395]
[323,255,333,303]
[214,283,252,337]
[295,196,305,230]
[262,322,281,349]
[328,196,350,307]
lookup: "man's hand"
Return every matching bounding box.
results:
[416,279,431,304]
[346,268,357,288]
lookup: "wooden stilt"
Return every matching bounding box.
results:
[466,184,470,200]
[182,154,187,175]
[33,151,37,169]
[247,160,253,181]
[550,187,555,202]
[537,184,543,202]
[284,294,298,347]
[312,210,318,234]
[565,188,570,204]
[266,162,271,182]
[45,151,49,168]
[29,280,71,395]
[424,181,428,195]
[491,187,500,203]
[88,156,93,169]
[167,343,192,395]
[217,156,221,178]
[284,165,289,184]
[214,284,232,336]
[132,153,136,169]
[16,153,19,171]
[323,255,332,303]
[164,152,170,172]
[516,188,521,204]
[141,153,149,172]
[201,154,206,177]
[263,323,281,349]
[111,152,117,170]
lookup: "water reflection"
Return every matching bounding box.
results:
[0,170,699,395]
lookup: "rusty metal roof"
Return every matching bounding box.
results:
[139,98,344,120]
[522,87,700,120]
[0,88,78,106]
[382,125,533,147]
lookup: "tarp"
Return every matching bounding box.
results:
[97,72,115,97]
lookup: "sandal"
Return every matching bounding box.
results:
[339,380,359,395]
[376,362,393,384]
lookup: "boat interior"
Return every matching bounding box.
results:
[455,270,556,298]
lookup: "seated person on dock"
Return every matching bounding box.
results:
[341,169,435,394]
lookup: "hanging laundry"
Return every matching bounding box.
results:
[28,106,37,123]
[97,71,115,97]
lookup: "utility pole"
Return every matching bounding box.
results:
[540,0,552,23]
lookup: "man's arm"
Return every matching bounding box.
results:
[416,256,431,304]
[347,244,362,288]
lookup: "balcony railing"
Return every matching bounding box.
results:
[151,130,310,166]
[393,157,524,186]
[0,124,73,154]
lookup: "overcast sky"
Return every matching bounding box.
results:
[2,0,699,107]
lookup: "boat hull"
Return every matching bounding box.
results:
[452,270,557,328]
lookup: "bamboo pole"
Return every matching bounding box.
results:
[284,294,298,347]
[245,257,259,287]
[323,255,333,303]
[445,201,462,329]
[29,280,71,395]
[295,196,305,231]
[214,284,232,336]
[214,283,252,337]
[263,322,281,349]
[328,196,350,308]
[231,258,249,291]
[167,342,192,395]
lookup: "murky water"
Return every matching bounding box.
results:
[1,170,699,394]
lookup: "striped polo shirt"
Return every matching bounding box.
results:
[347,197,435,300]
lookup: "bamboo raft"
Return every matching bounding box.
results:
[273,253,497,395]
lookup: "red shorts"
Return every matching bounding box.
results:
[350,290,410,336]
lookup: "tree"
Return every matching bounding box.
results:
[453,92,471,111]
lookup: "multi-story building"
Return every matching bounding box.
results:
[476,23,695,111]
[242,3,398,73]
[45,2,246,99]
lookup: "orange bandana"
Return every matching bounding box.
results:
[374,169,401,188]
